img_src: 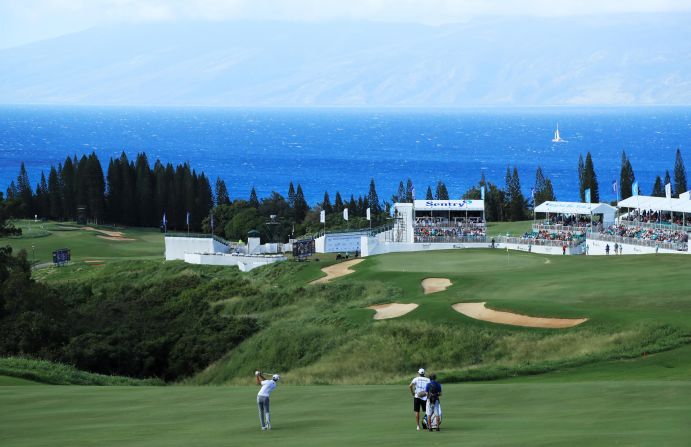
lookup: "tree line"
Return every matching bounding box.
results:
[3,149,688,239]
[577,148,687,203]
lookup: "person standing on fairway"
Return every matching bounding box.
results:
[255,370,280,431]
[425,373,442,431]
[408,368,430,431]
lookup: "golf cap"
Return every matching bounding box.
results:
[418,368,425,375]
[272,374,280,382]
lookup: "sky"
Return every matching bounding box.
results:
[2,0,691,49]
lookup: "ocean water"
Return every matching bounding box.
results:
[1,106,690,205]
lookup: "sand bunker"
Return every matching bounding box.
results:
[97,235,135,242]
[452,302,587,328]
[311,258,364,284]
[83,226,125,237]
[422,278,452,294]
[368,303,419,320]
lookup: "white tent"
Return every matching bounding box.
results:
[534,201,617,224]
[618,195,691,214]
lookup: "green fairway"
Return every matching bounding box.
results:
[0,220,163,266]
[1,382,689,447]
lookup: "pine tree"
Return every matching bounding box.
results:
[135,153,153,226]
[287,181,296,210]
[249,187,259,208]
[86,152,106,223]
[348,195,357,212]
[368,178,381,213]
[60,156,76,220]
[47,166,62,219]
[6,181,18,201]
[582,152,600,203]
[321,191,332,213]
[619,151,635,200]
[195,173,214,230]
[405,178,414,202]
[425,186,433,200]
[664,170,671,189]
[651,176,664,197]
[673,148,688,196]
[509,167,526,220]
[577,154,585,202]
[544,178,556,202]
[435,181,449,200]
[333,192,344,212]
[37,172,50,218]
[394,181,405,203]
[214,178,230,206]
[16,162,33,217]
[533,166,546,206]
[294,184,308,223]
[153,161,168,224]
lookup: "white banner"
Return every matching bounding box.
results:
[343,208,349,221]
[665,183,672,199]
[414,199,484,211]
[320,210,325,223]
[366,207,371,221]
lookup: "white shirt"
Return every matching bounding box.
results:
[258,379,277,397]
[410,376,430,400]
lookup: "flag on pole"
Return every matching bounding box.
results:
[585,188,591,204]
[480,185,485,200]
[530,187,535,201]
[366,207,371,221]
[186,211,190,226]
[612,180,617,194]
[162,213,167,231]
[665,183,672,199]
[320,209,326,223]
[343,208,349,221]
[632,181,639,196]
[411,185,415,201]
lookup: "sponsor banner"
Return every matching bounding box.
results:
[414,199,484,211]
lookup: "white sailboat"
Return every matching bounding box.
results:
[552,124,566,143]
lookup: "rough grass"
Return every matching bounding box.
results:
[192,249,691,385]
[0,357,163,386]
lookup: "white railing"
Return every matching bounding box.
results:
[588,232,687,252]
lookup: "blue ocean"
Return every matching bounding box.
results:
[1,106,690,205]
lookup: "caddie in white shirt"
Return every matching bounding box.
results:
[255,370,280,431]
[408,367,430,431]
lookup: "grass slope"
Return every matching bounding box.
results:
[1,382,689,447]
[0,358,163,386]
[0,220,163,266]
[195,249,691,384]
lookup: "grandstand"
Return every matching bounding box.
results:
[587,194,691,254]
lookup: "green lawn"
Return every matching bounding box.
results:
[1,381,689,447]
[0,220,163,266]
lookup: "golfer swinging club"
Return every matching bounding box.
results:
[255,370,280,430]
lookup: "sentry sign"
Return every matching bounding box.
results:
[414,200,485,211]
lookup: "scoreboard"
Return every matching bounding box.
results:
[52,248,71,266]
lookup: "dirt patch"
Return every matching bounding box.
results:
[368,303,419,320]
[84,259,104,264]
[421,277,452,294]
[83,226,126,237]
[452,302,587,328]
[97,235,136,242]
[310,259,364,284]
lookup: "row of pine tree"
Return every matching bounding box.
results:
[2,149,688,235]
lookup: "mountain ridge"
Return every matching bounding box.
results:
[1,15,690,106]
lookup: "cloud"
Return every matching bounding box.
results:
[2,0,691,48]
